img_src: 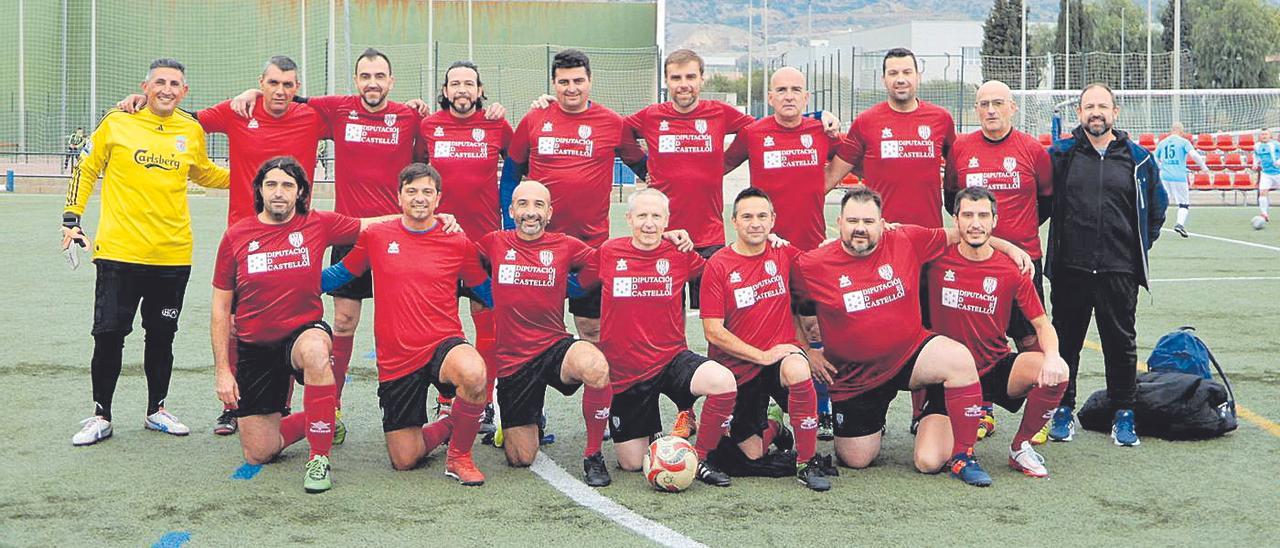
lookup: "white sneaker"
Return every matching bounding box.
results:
[1008,440,1049,478]
[144,409,191,436]
[72,416,113,446]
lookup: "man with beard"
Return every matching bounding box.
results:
[1043,84,1166,447]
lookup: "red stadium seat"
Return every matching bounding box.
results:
[1195,134,1215,150]
[1223,153,1247,170]
[1212,172,1234,189]
[1185,155,1201,171]
[1231,171,1256,190]
[838,173,861,188]
[1238,133,1256,151]
[1190,172,1213,190]
[1205,152,1225,171]
[1215,134,1236,151]
[1059,133,1071,141]
[1038,133,1053,146]
[1139,133,1157,150]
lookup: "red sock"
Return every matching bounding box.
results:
[944,382,984,456]
[304,383,337,459]
[447,397,485,460]
[693,392,736,460]
[280,412,306,447]
[760,420,780,448]
[581,384,613,457]
[910,389,926,419]
[788,378,818,463]
[471,309,498,404]
[422,416,454,454]
[224,339,239,412]
[331,335,354,406]
[1014,382,1067,448]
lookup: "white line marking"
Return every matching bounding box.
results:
[1150,276,1280,283]
[1165,228,1280,252]
[529,453,706,548]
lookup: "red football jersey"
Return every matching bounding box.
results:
[198,98,327,224]
[927,245,1045,375]
[944,129,1053,259]
[507,102,645,247]
[341,221,489,382]
[307,95,422,217]
[212,211,361,344]
[477,230,596,378]
[790,226,949,400]
[699,244,803,383]
[421,109,514,238]
[724,116,839,251]
[835,101,956,227]
[580,238,706,393]
[625,100,753,247]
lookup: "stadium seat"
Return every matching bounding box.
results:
[1215,134,1236,151]
[1212,172,1234,189]
[1231,171,1256,190]
[1205,152,1225,171]
[1038,133,1052,147]
[1224,153,1247,170]
[1190,172,1213,190]
[1185,155,1201,171]
[1238,133,1256,151]
[1159,133,1171,142]
[838,173,861,188]
[1139,133,1157,150]
[1195,134,1215,150]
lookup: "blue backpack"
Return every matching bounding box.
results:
[1148,326,1216,378]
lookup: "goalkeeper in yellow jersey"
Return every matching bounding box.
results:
[62,58,229,447]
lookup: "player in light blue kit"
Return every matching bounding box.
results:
[1252,129,1280,226]
[1154,122,1207,238]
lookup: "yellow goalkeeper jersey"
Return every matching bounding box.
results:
[65,107,229,266]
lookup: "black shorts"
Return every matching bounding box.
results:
[92,259,190,336]
[377,337,467,432]
[728,363,791,443]
[568,284,602,319]
[980,352,1026,413]
[685,244,724,310]
[496,337,582,428]
[790,294,817,317]
[1006,257,1045,342]
[327,245,373,300]
[831,335,946,438]
[608,350,707,443]
[232,321,332,418]
[919,266,932,329]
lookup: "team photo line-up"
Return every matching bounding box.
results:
[63,42,1205,494]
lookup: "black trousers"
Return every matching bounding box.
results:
[1050,268,1139,409]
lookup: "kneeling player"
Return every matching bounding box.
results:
[928,187,1068,477]
[212,157,394,493]
[323,163,492,485]
[476,181,614,485]
[792,186,1033,487]
[580,188,739,487]
[701,188,829,491]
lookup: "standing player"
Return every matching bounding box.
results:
[506,49,647,343]
[824,48,956,228]
[579,188,739,487]
[63,127,87,172]
[1153,122,1207,237]
[700,188,830,491]
[791,185,1032,487]
[927,187,1070,478]
[1253,129,1279,225]
[322,163,493,485]
[212,157,391,493]
[64,58,229,446]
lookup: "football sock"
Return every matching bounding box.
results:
[761,420,780,449]
[1176,205,1189,226]
[910,389,927,419]
[788,378,819,463]
[693,392,736,461]
[331,335,354,405]
[815,381,830,414]
[1015,382,1067,448]
[1261,196,1270,216]
[304,383,336,459]
[280,412,307,447]
[422,416,454,454]
[471,309,498,403]
[447,398,485,460]
[142,328,176,415]
[944,382,984,456]
[582,384,613,457]
[90,332,126,421]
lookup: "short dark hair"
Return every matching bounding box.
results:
[146,58,186,80]
[1079,82,1116,106]
[882,47,918,72]
[840,184,883,214]
[355,47,392,75]
[252,156,310,215]
[953,186,998,216]
[732,187,773,216]
[399,163,441,192]
[552,49,591,79]
[264,55,298,75]
[664,49,705,76]
[437,60,487,111]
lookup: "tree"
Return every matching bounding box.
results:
[1189,0,1280,88]
[981,0,1041,88]
[1160,0,1200,87]
[1052,0,1094,89]
[1088,0,1151,90]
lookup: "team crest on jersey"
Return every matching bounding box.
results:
[248,118,260,129]
[174,135,187,152]
[800,134,813,148]
[542,121,553,132]
[505,249,517,261]
[764,259,778,276]
[388,241,400,254]
[384,113,397,126]
[247,240,260,252]
[839,275,852,288]
[578,125,592,139]
[729,271,742,283]
[472,128,486,142]
[659,120,670,131]
[539,250,554,266]
[348,110,359,120]
[288,232,304,248]
[968,156,979,169]
[944,269,956,282]
[1002,156,1017,173]
[983,276,998,294]
[763,136,775,147]
[881,127,893,139]
[917,125,931,140]
[615,259,628,271]
[656,258,670,276]
[433,126,444,137]
[695,119,708,134]
[878,264,894,281]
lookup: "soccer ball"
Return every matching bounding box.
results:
[1251,215,1267,230]
[642,435,698,492]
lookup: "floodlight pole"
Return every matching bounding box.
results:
[428,1,435,109]
[90,0,96,121]
[467,0,474,61]
[1173,0,1181,123]
[762,0,769,117]
[1019,0,1027,127]
[747,1,753,116]
[327,0,335,95]
[1064,0,1070,88]
[1147,0,1153,130]
[299,0,307,96]
[17,0,25,152]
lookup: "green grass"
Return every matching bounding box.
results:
[2,194,1278,547]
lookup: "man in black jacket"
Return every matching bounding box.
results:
[1043,83,1167,447]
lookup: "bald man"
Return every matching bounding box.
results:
[1153,122,1207,236]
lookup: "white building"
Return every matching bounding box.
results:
[780,20,984,85]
